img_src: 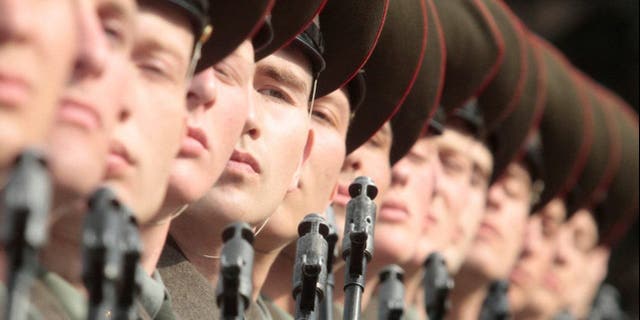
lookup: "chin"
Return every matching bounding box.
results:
[0,124,26,170]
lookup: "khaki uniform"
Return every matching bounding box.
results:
[260,295,293,320]
[158,237,272,320]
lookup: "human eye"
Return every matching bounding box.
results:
[137,58,171,81]
[257,86,294,105]
[103,18,126,47]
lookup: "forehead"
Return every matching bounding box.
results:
[435,126,479,154]
[567,209,598,245]
[93,0,137,20]
[537,198,567,223]
[503,161,532,185]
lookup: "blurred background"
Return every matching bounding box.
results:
[505,0,639,317]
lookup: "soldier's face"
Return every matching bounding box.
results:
[550,209,605,316]
[165,40,255,213]
[509,200,566,318]
[463,161,530,280]
[442,134,492,273]
[46,0,136,202]
[375,136,441,267]
[0,0,77,173]
[104,3,194,224]
[333,122,393,238]
[184,46,313,229]
[255,88,350,250]
[428,125,482,273]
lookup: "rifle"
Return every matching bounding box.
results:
[292,214,330,320]
[216,222,255,320]
[115,211,142,320]
[341,176,378,320]
[1,151,52,320]
[479,280,510,320]
[377,265,405,320]
[82,187,127,320]
[423,252,453,320]
[318,206,338,320]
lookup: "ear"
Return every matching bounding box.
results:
[288,128,315,192]
[589,245,611,283]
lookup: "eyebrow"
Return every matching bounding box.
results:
[99,0,135,24]
[256,64,309,96]
[136,35,187,72]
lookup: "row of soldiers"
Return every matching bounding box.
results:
[0,0,637,319]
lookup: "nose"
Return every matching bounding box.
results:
[341,150,363,173]
[187,68,218,113]
[390,160,410,187]
[72,0,108,81]
[242,91,261,140]
[0,0,30,42]
[486,183,504,211]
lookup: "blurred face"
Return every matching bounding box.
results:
[256,88,350,250]
[552,209,606,317]
[164,40,255,213]
[430,124,484,273]
[181,46,313,231]
[104,3,194,224]
[509,198,567,318]
[0,0,77,173]
[463,161,530,281]
[376,136,440,266]
[47,0,136,201]
[333,122,393,237]
[443,136,492,273]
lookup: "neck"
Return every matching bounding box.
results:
[140,220,171,276]
[261,245,297,314]
[40,209,86,292]
[169,214,224,287]
[403,264,425,308]
[447,265,491,320]
[252,247,282,301]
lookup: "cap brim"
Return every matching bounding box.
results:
[316,0,389,98]
[491,37,546,182]
[434,0,505,113]
[565,73,623,214]
[597,95,639,246]
[477,0,528,130]
[196,0,275,72]
[345,0,429,154]
[532,36,595,212]
[389,0,446,164]
[254,0,328,61]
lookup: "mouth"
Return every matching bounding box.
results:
[56,97,102,131]
[379,198,409,223]
[0,72,31,107]
[106,140,135,178]
[179,125,209,157]
[509,266,531,286]
[477,221,501,241]
[227,149,261,174]
[332,183,351,207]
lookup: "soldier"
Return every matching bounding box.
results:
[159,1,329,318]
[32,0,231,318]
[0,0,78,177]
[1,0,137,317]
[46,0,137,212]
[449,24,621,319]
[550,87,638,319]
[260,0,432,316]
[508,198,570,319]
